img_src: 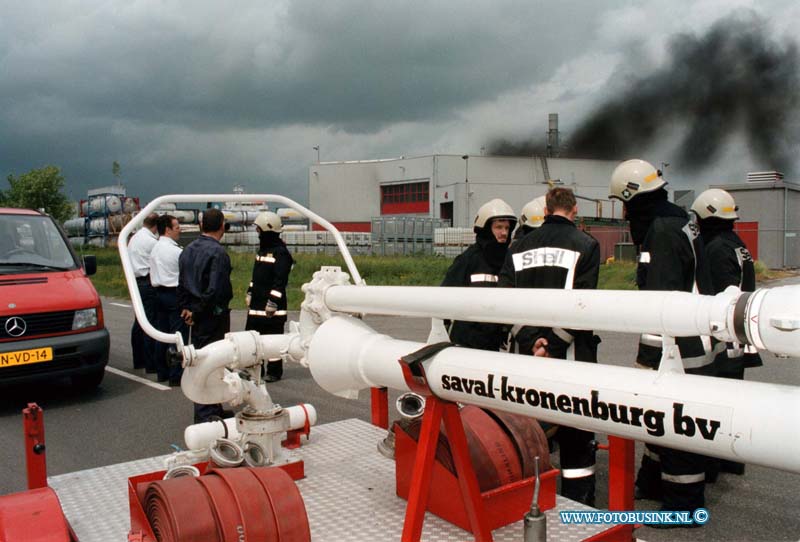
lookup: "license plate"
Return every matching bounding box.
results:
[0,347,53,367]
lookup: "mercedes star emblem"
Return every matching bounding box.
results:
[5,316,27,337]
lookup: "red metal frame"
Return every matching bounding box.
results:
[23,403,47,490]
[397,396,560,542]
[586,435,637,542]
[370,387,389,429]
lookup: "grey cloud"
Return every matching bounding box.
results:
[1,1,614,133]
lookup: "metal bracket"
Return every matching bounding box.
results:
[656,335,685,377]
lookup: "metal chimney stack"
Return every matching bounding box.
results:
[547,114,560,157]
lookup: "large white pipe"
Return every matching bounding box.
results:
[324,284,800,357]
[118,194,364,347]
[307,315,800,473]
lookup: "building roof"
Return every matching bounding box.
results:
[711,180,800,192]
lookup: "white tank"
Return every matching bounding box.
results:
[88,195,122,215]
[63,218,87,237]
[277,208,303,220]
[282,224,308,232]
[172,210,198,224]
[107,214,129,233]
[221,210,260,225]
[88,218,108,235]
[122,198,139,214]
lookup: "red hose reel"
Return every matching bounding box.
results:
[130,466,310,542]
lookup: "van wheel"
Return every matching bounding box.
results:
[71,368,105,390]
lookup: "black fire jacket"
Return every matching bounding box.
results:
[705,229,762,371]
[499,215,600,360]
[635,203,715,373]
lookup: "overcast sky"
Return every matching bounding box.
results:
[2,0,799,206]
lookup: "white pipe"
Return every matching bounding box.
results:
[181,331,297,405]
[307,315,800,473]
[324,284,800,357]
[183,404,318,450]
[118,194,364,347]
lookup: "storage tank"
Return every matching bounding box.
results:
[63,218,87,237]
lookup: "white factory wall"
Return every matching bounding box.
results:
[309,154,623,228]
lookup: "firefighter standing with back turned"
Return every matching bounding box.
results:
[499,187,601,506]
[692,188,762,477]
[245,211,294,382]
[441,199,516,351]
[609,159,715,525]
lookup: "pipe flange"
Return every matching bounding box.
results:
[163,464,201,479]
[209,438,244,468]
[243,441,271,467]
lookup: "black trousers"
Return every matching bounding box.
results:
[131,277,157,370]
[192,311,231,423]
[636,363,715,512]
[155,287,187,382]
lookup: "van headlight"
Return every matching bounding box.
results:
[72,308,98,330]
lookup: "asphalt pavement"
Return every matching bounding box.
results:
[1,282,799,541]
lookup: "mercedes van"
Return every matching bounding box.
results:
[0,208,109,389]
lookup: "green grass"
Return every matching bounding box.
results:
[81,247,453,310]
[598,260,637,290]
[82,246,784,310]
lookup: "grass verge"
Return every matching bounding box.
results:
[85,247,756,310]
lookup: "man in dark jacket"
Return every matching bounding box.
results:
[177,208,234,423]
[609,159,715,521]
[245,211,294,382]
[692,188,761,476]
[441,198,516,351]
[499,187,601,505]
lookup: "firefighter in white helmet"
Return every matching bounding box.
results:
[512,195,546,242]
[692,189,761,477]
[499,187,601,506]
[441,198,516,351]
[610,159,715,523]
[245,211,294,382]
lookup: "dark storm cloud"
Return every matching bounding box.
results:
[0,0,618,203]
[0,1,613,133]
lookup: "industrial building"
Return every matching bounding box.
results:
[712,172,800,269]
[308,154,623,231]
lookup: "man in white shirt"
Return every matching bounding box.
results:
[149,214,185,384]
[127,213,158,372]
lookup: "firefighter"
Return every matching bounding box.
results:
[609,159,715,522]
[692,188,762,476]
[244,211,294,382]
[512,195,546,242]
[499,187,600,506]
[441,198,516,351]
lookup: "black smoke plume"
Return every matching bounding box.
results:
[489,12,800,173]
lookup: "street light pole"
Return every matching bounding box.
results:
[313,146,320,163]
[462,155,469,227]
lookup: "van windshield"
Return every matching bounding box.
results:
[0,214,78,271]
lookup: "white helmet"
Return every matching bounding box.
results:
[691,189,739,220]
[609,159,666,202]
[254,211,283,233]
[519,196,546,229]
[474,198,516,232]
